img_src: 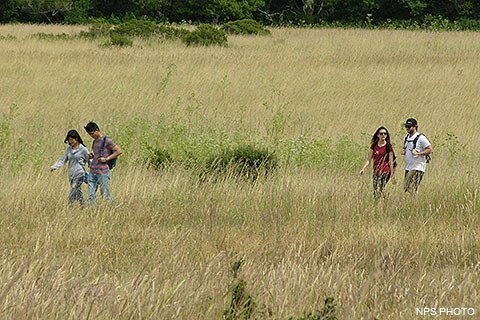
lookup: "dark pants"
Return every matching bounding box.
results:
[404,170,424,193]
[373,173,391,199]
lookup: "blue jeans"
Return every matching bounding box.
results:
[87,171,112,205]
[69,174,85,205]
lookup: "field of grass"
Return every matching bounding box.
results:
[0,24,479,319]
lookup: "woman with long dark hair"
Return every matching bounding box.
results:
[50,129,90,206]
[360,126,395,199]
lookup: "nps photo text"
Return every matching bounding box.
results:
[416,307,476,316]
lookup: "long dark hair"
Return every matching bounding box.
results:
[371,126,391,148]
[64,129,85,147]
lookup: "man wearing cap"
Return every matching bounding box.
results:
[401,118,432,193]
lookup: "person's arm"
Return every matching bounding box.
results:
[99,141,123,163]
[412,146,432,156]
[412,136,432,156]
[360,149,374,175]
[81,147,91,168]
[50,149,68,171]
[108,145,122,161]
[388,150,395,175]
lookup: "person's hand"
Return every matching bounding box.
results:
[401,149,406,155]
[360,169,365,176]
[50,168,54,172]
[88,152,94,159]
[412,149,419,156]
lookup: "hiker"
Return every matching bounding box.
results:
[84,121,122,205]
[50,129,90,206]
[401,118,432,193]
[360,126,396,199]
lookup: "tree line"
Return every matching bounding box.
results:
[1,0,479,27]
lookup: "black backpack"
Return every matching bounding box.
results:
[404,133,431,163]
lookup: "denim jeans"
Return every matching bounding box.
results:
[69,174,85,205]
[87,171,112,205]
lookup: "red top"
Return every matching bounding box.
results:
[371,144,393,175]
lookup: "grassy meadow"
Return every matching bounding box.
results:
[0,24,479,319]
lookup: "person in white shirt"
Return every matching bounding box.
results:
[401,118,432,193]
[51,130,90,206]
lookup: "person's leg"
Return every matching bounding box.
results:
[373,175,381,200]
[411,170,424,192]
[98,171,113,202]
[68,177,76,205]
[404,170,414,192]
[378,173,391,198]
[405,170,423,193]
[88,173,99,206]
[76,175,85,206]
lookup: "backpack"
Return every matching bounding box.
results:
[386,143,397,168]
[93,136,117,170]
[404,133,431,163]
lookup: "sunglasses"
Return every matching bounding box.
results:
[378,132,387,135]
[405,125,412,129]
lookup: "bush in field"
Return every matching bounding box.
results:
[79,18,113,38]
[80,18,190,42]
[31,32,74,41]
[102,34,133,47]
[111,19,156,37]
[144,146,173,169]
[223,19,270,35]
[181,24,228,47]
[155,24,190,40]
[205,144,277,180]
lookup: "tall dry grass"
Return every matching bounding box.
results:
[0,24,479,319]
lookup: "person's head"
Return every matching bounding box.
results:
[404,118,418,135]
[64,129,84,147]
[84,121,101,139]
[371,126,390,146]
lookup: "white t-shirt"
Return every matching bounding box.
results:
[404,133,431,172]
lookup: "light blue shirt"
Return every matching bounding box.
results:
[51,145,90,179]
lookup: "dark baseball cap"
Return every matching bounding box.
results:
[405,118,418,127]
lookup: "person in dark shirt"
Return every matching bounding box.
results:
[360,126,395,199]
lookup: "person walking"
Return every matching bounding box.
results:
[401,118,432,193]
[360,126,396,199]
[84,121,122,205]
[50,129,90,206]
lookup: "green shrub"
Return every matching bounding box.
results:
[181,24,228,47]
[80,19,191,42]
[155,24,190,40]
[111,19,156,37]
[80,18,113,38]
[102,34,133,47]
[144,146,173,169]
[223,19,270,35]
[31,33,73,41]
[205,145,277,181]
